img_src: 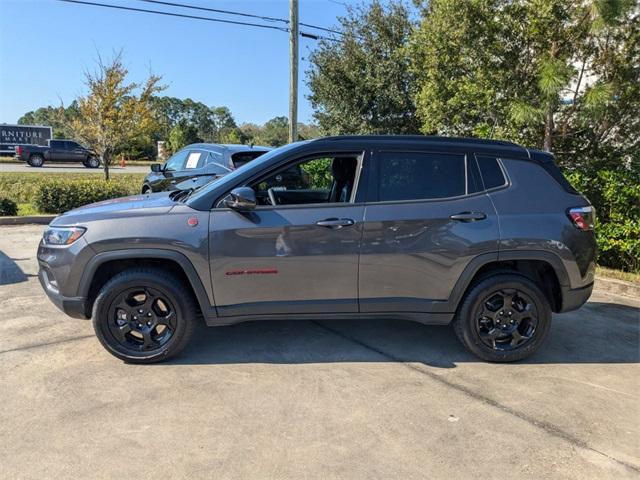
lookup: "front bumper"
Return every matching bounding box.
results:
[38,268,89,319]
[560,282,594,312]
[37,235,95,320]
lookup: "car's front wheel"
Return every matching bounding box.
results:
[92,268,197,363]
[453,273,552,362]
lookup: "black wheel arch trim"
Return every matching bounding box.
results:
[78,249,213,317]
[440,250,571,314]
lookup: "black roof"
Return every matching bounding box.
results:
[309,134,533,159]
[312,135,519,148]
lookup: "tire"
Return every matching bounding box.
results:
[27,154,44,167]
[92,268,198,363]
[452,273,552,362]
[84,156,100,168]
[142,185,151,194]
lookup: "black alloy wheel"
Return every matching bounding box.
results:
[474,288,538,350]
[92,269,197,363]
[453,273,551,362]
[107,287,177,352]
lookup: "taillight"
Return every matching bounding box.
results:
[567,206,595,231]
[15,146,22,155]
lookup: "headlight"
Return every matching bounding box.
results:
[43,226,86,246]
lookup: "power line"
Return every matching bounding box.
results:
[57,0,289,33]
[57,0,339,41]
[137,0,287,25]
[137,0,346,37]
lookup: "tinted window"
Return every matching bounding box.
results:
[476,155,506,189]
[164,150,189,172]
[232,150,268,169]
[67,141,80,149]
[377,151,466,201]
[50,140,64,148]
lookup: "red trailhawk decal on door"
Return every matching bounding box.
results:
[225,268,279,276]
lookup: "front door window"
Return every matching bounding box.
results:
[249,154,360,206]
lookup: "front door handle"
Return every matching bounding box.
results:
[316,218,355,229]
[450,212,487,222]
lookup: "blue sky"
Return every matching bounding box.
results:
[0,0,358,125]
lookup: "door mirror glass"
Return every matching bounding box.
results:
[224,187,256,210]
[150,163,162,173]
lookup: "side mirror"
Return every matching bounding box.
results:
[150,163,162,173]
[224,187,256,210]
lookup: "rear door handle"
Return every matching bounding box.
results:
[449,212,487,222]
[316,218,355,229]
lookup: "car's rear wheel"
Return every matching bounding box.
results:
[84,156,100,168]
[92,268,197,363]
[142,185,151,194]
[452,274,551,362]
[27,154,44,167]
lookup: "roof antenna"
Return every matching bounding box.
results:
[489,93,502,139]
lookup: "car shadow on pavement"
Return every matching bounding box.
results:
[0,250,34,285]
[168,301,639,368]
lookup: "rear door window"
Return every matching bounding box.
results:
[205,152,230,175]
[375,151,466,201]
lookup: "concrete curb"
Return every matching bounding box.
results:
[0,215,55,226]
[594,276,640,299]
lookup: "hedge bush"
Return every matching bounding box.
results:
[0,173,144,204]
[566,168,640,273]
[33,179,133,213]
[0,197,18,216]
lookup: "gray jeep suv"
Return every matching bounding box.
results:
[37,136,596,363]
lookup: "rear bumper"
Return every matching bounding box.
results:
[38,267,89,320]
[560,282,593,313]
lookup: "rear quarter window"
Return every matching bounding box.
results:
[476,155,507,190]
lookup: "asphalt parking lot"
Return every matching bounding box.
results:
[1,224,638,479]
[0,162,149,174]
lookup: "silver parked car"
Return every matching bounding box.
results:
[142,143,271,193]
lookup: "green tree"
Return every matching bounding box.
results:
[409,0,638,160]
[18,102,79,139]
[167,120,201,152]
[307,0,419,135]
[259,116,289,146]
[72,52,164,179]
[152,97,242,144]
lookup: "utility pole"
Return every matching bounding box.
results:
[289,0,298,143]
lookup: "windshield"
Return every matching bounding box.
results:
[185,141,308,204]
